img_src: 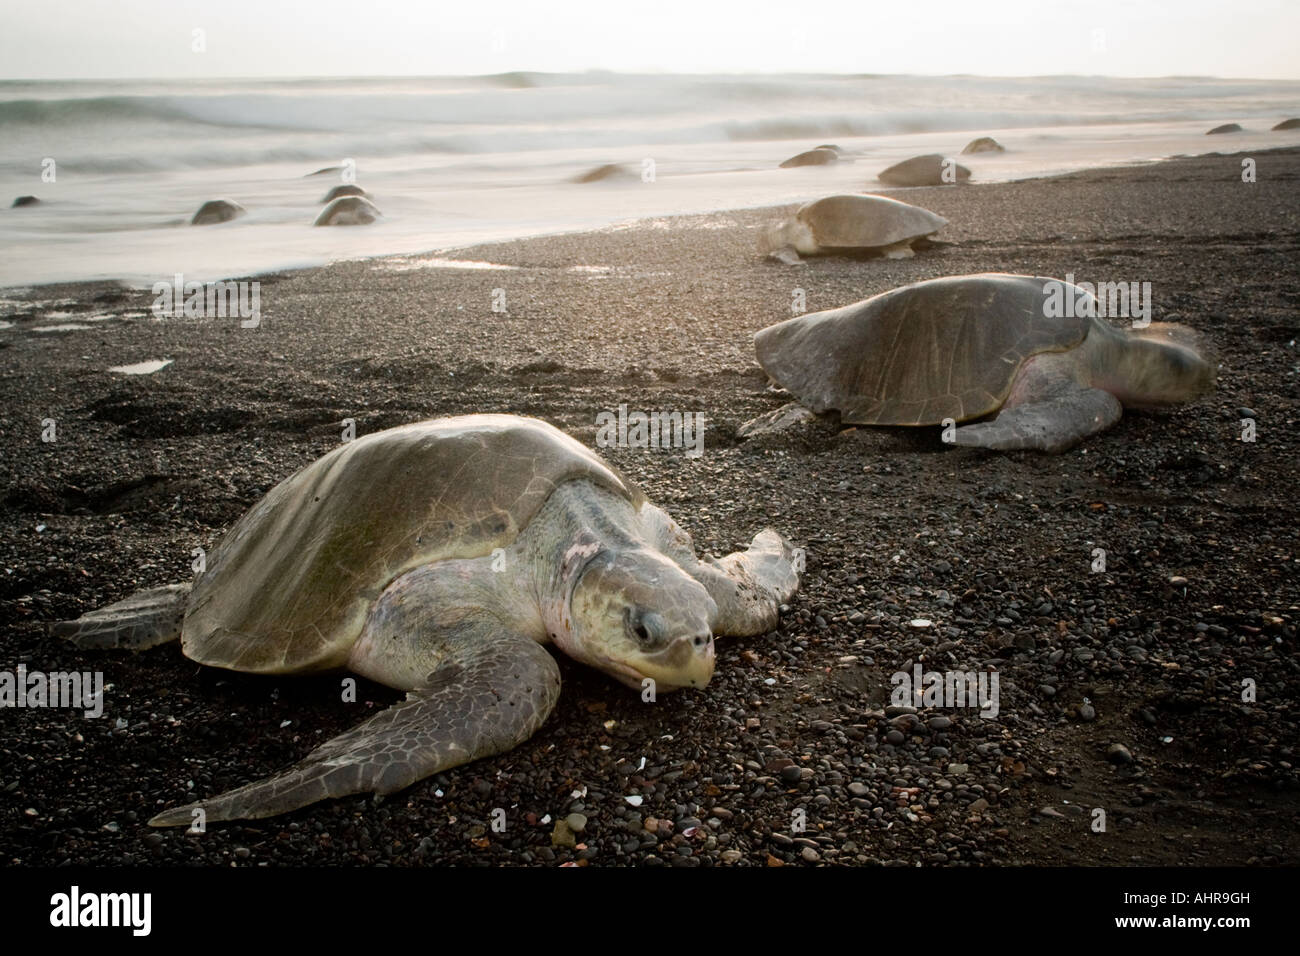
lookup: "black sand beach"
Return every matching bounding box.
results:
[1,148,1297,866]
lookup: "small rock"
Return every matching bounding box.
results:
[551,820,577,847]
[565,813,588,834]
[1107,743,1134,764]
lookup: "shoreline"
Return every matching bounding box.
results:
[5,144,1299,295]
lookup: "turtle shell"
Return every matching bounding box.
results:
[183,414,642,673]
[797,194,947,250]
[877,153,971,186]
[754,274,1092,426]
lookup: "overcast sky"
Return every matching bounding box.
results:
[0,0,1295,80]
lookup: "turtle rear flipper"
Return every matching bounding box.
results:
[953,385,1121,453]
[148,630,561,827]
[55,584,190,650]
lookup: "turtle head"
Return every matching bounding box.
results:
[760,216,814,256]
[1107,323,1216,408]
[555,541,717,692]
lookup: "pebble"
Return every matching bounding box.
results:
[1078,703,1097,722]
[1107,743,1134,764]
[565,813,588,834]
[551,820,577,848]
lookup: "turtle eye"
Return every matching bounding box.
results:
[625,607,662,646]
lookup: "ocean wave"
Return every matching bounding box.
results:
[0,95,239,128]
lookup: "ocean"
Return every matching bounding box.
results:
[2,71,1298,287]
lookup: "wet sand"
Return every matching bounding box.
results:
[1,147,1297,866]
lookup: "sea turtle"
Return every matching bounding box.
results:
[572,163,635,184]
[762,194,947,262]
[56,414,800,826]
[961,137,1005,154]
[1272,118,1300,131]
[320,183,368,203]
[878,154,970,186]
[779,147,839,168]
[746,273,1214,452]
[314,195,381,226]
[190,199,245,226]
[1206,123,1243,135]
[11,195,40,208]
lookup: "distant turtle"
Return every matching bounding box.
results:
[1273,118,1300,131]
[314,195,381,226]
[961,137,1004,154]
[57,415,800,825]
[762,194,947,261]
[780,147,839,168]
[320,183,367,203]
[747,273,1214,452]
[878,154,970,186]
[11,195,40,208]
[190,199,245,226]
[572,163,634,184]
[1206,123,1243,135]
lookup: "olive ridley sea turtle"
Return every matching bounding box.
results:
[779,147,839,168]
[320,183,368,203]
[57,414,801,825]
[877,153,971,186]
[762,194,947,262]
[190,199,245,226]
[314,195,381,226]
[745,273,1215,452]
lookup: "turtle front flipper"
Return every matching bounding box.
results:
[148,631,561,827]
[701,530,801,636]
[639,504,801,638]
[953,385,1122,453]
